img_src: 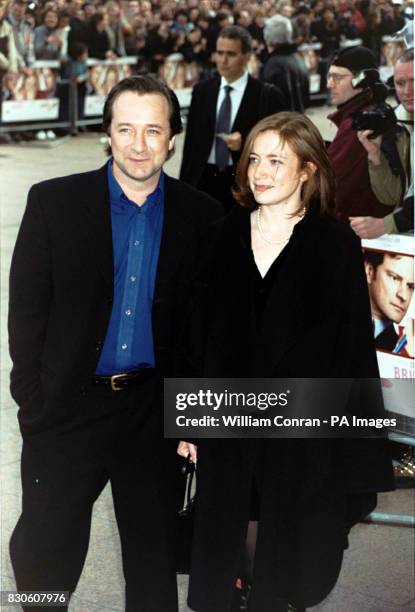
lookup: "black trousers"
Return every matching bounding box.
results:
[196,164,237,213]
[10,378,179,612]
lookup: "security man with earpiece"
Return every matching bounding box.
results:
[326,46,393,224]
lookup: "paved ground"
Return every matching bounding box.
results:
[0,108,414,611]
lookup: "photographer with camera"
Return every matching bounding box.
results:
[351,48,413,238]
[327,45,393,223]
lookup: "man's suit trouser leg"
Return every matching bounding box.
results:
[9,420,109,610]
[109,382,179,612]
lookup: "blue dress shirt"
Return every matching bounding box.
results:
[96,161,164,375]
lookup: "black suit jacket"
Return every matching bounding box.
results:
[375,324,399,353]
[179,74,285,186]
[8,166,223,435]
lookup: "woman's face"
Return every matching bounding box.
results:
[24,74,38,98]
[247,130,307,208]
[44,10,58,28]
[105,68,118,90]
[89,65,102,85]
[43,67,54,89]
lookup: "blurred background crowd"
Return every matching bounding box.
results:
[0,0,413,99]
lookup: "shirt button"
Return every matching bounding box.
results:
[121,343,128,350]
[133,240,140,246]
[125,309,131,316]
[130,275,136,282]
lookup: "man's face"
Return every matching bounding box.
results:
[394,60,414,113]
[109,91,175,187]
[215,36,250,84]
[11,2,25,20]
[366,254,415,323]
[327,64,358,106]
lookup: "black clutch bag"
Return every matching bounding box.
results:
[175,454,196,574]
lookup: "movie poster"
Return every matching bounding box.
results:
[362,234,414,434]
[83,56,137,117]
[1,60,59,122]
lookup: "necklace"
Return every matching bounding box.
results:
[256,206,293,246]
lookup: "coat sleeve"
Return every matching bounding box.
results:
[368,155,403,208]
[8,184,52,407]
[179,85,200,184]
[336,231,394,496]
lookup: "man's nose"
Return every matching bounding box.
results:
[396,283,409,302]
[132,129,145,151]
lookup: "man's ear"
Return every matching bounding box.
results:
[365,261,374,285]
[168,135,176,151]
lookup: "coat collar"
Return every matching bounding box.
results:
[79,164,114,291]
[153,174,195,301]
[327,90,373,126]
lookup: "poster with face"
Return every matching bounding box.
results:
[297,43,323,94]
[83,57,136,117]
[1,61,59,122]
[362,235,414,434]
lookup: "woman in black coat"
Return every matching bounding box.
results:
[178,112,394,612]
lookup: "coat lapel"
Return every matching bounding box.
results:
[205,77,221,146]
[153,175,194,301]
[232,75,258,134]
[78,165,114,291]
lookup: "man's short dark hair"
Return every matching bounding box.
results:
[364,251,403,271]
[218,25,253,54]
[102,75,183,156]
[364,251,385,270]
[397,47,414,64]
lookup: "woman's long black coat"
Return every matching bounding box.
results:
[187,205,394,612]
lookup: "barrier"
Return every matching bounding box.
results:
[1,37,407,135]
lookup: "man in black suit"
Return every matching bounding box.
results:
[180,25,284,211]
[8,75,222,612]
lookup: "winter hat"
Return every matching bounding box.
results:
[330,46,378,73]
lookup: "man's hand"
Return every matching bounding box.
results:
[357,130,383,166]
[177,441,197,463]
[225,131,242,152]
[349,216,387,239]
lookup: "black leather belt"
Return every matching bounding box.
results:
[93,369,155,391]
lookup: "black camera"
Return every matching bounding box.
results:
[351,103,397,138]
[350,69,397,138]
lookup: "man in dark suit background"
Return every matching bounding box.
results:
[180,25,284,211]
[8,75,222,612]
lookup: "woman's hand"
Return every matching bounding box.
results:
[177,441,197,463]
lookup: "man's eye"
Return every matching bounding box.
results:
[120,128,131,134]
[148,129,160,135]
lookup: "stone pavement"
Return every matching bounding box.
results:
[0,109,414,611]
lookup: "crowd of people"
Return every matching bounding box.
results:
[1,0,413,88]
